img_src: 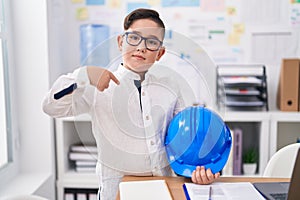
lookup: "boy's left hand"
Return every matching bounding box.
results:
[191,166,220,184]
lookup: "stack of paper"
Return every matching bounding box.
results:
[119,180,173,200]
[221,76,262,86]
[69,143,97,172]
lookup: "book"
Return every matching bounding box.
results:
[75,160,97,167]
[70,143,97,154]
[65,193,74,200]
[75,166,96,173]
[119,180,173,200]
[233,128,243,175]
[88,193,97,200]
[183,182,264,200]
[65,188,98,200]
[69,152,97,161]
[76,193,87,200]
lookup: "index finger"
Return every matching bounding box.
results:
[109,72,120,85]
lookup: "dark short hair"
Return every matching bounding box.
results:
[123,8,165,35]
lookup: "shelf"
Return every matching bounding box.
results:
[268,111,300,157]
[270,111,300,121]
[222,110,300,122]
[55,116,97,200]
[55,110,300,199]
[225,121,267,176]
[60,170,99,188]
[56,176,98,200]
[223,111,269,121]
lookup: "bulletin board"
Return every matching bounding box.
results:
[48,0,300,68]
[48,0,300,109]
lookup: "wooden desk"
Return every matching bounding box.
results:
[116,176,290,200]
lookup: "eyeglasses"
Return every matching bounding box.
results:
[123,32,163,51]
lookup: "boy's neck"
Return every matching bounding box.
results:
[137,72,146,82]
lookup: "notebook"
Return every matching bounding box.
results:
[253,148,300,200]
[183,182,264,200]
[119,179,173,200]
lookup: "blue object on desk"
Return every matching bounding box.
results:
[165,106,232,177]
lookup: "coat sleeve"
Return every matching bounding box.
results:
[42,66,96,118]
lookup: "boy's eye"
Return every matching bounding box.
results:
[147,39,159,46]
[129,34,140,41]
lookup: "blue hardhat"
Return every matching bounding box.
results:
[165,106,232,177]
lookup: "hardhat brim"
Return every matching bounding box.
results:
[169,135,231,177]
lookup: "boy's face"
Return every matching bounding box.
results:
[117,19,165,74]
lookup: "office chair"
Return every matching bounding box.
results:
[3,195,48,200]
[263,143,300,178]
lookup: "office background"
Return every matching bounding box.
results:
[0,0,299,199]
[48,0,300,111]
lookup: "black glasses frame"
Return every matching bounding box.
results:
[123,32,163,51]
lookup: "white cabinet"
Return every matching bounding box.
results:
[54,111,300,198]
[269,111,300,157]
[224,111,270,176]
[223,111,300,176]
[55,114,98,200]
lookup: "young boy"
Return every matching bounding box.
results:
[43,8,220,199]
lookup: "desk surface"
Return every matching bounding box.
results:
[116,176,290,200]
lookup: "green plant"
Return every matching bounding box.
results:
[243,148,258,164]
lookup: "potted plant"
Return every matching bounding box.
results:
[242,148,258,175]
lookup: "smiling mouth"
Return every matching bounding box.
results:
[132,55,146,60]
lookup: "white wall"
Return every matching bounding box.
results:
[12,0,53,174]
[9,0,55,198]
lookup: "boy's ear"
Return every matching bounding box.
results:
[156,46,165,61]
[117,35,123,51]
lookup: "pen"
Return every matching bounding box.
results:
[208,186,212,200]
[54,83,77,100]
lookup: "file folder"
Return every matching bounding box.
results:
[233,128,243,175]
[277,59,300,111]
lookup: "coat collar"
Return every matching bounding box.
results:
[117,63,153,81]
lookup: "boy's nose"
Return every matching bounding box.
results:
[136,40,147,51]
